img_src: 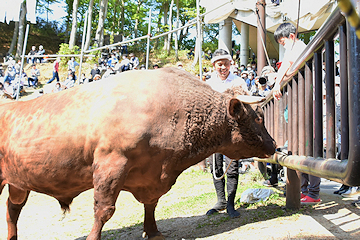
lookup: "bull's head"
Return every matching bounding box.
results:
[221,95,276,160]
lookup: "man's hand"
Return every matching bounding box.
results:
[272,82,282,100]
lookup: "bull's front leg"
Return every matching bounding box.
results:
[143,202,164,240]
[87,152,128,240]
[6,185,30,240]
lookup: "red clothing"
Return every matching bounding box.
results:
[53,61,59,72]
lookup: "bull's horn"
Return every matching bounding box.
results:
[236,95,266,104]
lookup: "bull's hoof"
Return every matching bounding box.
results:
[142,231,165,240]
[148,235,165,240]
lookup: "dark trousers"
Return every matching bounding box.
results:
[47,71,59,84]
[301,173,321,199]
[209,153,239,177]
[28,77,38,87]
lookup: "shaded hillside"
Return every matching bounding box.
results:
[0,20,64,62]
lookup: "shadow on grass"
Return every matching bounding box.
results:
[75,202,303,240]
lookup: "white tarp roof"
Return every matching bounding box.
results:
[200,0,337,60]
[200,0,337,33]
[0,0,37,24]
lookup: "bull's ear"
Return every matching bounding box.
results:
[228,98,244,119]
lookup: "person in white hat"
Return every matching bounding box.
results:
[205,49,249,219]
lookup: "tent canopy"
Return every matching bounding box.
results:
[200,0,337,60]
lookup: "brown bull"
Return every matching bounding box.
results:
[0,68,275,240]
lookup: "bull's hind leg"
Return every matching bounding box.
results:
[6,185,30,240]
[87,153,128,240]
[143,202,164,240]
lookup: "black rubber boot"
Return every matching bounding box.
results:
[226,174,240,218]
[206,178,227,215]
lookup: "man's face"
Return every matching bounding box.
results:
[278,33,296,50]
[213,59,231,80]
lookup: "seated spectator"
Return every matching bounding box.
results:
[118,54,130,72]
[107,53,118,68]
[4,65,16,84]
[4,54,14,65]
[177,62,184,70]
[232,68,240,77]
[239,64,246,72]
[0,82,4,95]
[67,69,76,81]
[80,73,88,84]
[247,72,256,91]
[251,76,271,97]
[98,55,107,69]
[205,50,212,60]
[67,57,79,75]
[153,64,159,69]
[52,82,63,93]
[0,64,4,78]
[37,45,45,63]
[64,73,75,89]
[129,53,139,70]
[3,81,15,99]
[187,48,194,59]
[140,65,146,70]
[251,66,275,97]
[28,64,40,88]
[103,65,116,78]
[28,45,37,64]
[93,74,101,81]
[241,71,250,87]
[89,63,101,82]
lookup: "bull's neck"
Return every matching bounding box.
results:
[181,92,230,162]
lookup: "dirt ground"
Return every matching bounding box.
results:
[0,177,360,240]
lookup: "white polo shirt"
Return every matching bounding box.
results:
[206,71,250,94]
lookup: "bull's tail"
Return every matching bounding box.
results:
[58,199,72,215]
[0,180,5,195]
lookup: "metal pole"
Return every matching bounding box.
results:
[325,40,336,158]
[339,23,349,160]
[314,51,323,158]
[256,0,266,76]
[196,0,203,80]
[298,70,305,156]
[16,24,30,101]
[305,61,313,156]
[146,9,152,70]
[77,10,88,85]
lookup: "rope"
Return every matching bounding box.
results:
[255,5,271,66]
[337,0,360,39]
[212,154,235,180]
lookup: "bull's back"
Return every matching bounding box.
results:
[0,68,210,195]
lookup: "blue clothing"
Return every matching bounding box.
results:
[245,78,255,90]
[47,71,59,84]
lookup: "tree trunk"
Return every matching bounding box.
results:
[84,0,95,50]
[95,0,109,47]
[69,0,79,49]
[162,1,169,50]
[166,0,174,55]
[154,17,161,50]
[8,21,19,55]
[174,0,179,61]
[120,0,125,41]
[134,0,142,39]
[16,1,26,58]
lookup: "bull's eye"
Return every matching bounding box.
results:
[255,117,263,125]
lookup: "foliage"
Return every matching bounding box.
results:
[57,43,80,66]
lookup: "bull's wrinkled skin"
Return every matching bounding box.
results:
[0,67,275,240]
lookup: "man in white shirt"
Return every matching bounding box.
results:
[205,49,249,218]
